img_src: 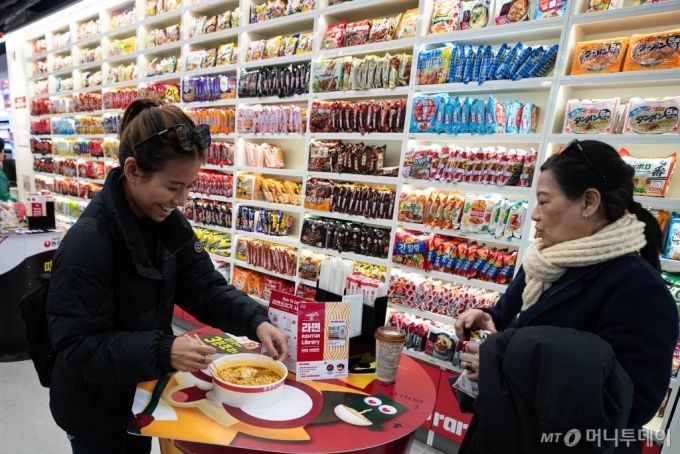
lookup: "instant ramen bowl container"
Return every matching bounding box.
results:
[211,353,287,409]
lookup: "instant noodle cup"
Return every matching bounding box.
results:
[571,38,629,75]
[624,29,680,72]
[211,353,287,409]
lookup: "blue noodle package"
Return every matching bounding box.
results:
[529,44,559,78]
[478,46,493,84]
[506,43,533,77]
[444,97,456,134]
[664,213,680,260]
[489,43,509,80]
[504,101,521,133]
[434,95,448,132]
[463,45,475,84]
[495,42,523,80]
[520,102,534,133]
[485,96,499,134]
[451,96,463,134]
[460,97,471,133]
[512,46,545,81]
[447,44,461,83]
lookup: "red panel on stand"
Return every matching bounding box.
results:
[173,305,184,319]
[643,443,661,454]
[181,311,207,328]
[430,370,473,444]
[414,360,442,430]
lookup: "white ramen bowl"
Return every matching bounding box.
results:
[211,353,287,409]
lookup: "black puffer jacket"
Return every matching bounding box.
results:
[46,167,269,441]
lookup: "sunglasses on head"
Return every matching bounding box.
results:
[560,139,608,183]
[134,124,211,152]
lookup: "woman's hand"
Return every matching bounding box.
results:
[459,342,480,381]
[257,322,289,361]
[170,335,217,373]
[454,309,498,341]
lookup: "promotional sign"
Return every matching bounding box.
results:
[431,370,473,444]
[268,290,350,380]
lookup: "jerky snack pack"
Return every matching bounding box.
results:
[309,100,406,134]
[239,237,298,277]
[239,63,311,99]
[307,140,395,177]
[206,142,234,167]
[188,199,232,228]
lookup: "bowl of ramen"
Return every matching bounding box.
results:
[211,353,287,409]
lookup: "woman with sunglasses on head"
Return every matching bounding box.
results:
[454,140,679,454]
[46,99,288,454]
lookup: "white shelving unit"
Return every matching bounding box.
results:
[7,4,680,444]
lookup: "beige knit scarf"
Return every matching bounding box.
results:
[522,214,646,311]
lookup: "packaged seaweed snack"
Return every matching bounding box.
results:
[571,38,629,75]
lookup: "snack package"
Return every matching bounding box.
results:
[417,46,453,85]
[247,40,266,61]
[369,14,401,43]
[460,0,493,30]
[571,38,629,75]
[344,20,371,47]
[562,98,620,134]
[313,59,343,92]
[430,0,462,34]
[623,29,680,72]
[534,0,567,19]
[323,21,347,50]
[395,8,419,39]
[619,148,677,197]
[297,32,314,54]
[623,97,680,135]
[664,213,680,260]
[495,0,531,25]
[587,0,617,11]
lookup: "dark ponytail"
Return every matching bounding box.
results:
[118,98,205,174]
[541,140,662,270]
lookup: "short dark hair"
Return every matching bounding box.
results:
[0,137,5,151]
[541,140,662,270]
[118,99,206,174]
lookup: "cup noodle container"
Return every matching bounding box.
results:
[374,327,407,382]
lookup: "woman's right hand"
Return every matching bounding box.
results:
[454,309,498,341]
[170,335,217,373]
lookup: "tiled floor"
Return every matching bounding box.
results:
[0,357,445,454]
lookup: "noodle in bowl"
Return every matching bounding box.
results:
[211,353,287,409]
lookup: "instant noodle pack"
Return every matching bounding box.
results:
[182,75,237,103]
[247,32,313,62]
[402,144,536,187]
[322,8,417,50]
[189,7,239,38]
[417,42,558,85]
[571,28,680,75]
[410,94,539,135]
[250,0,315,24]
[313,54,411,92]
[392,228,518,284]
[237,105,307,134]
[206,142,234,167]
[563,97,680,135]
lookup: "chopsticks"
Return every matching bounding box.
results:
[194,334,219,376]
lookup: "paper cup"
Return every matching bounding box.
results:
[374,327,407,383]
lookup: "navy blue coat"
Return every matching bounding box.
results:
[485,253,679,429]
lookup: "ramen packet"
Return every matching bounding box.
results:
[460,0,493,30]
[323,20,347,50]
[495,0,531,25]
[264,36,282,59]
[511,46,545,80]
[297,32,314,54]
[619,148,677,197]
[571,38,629,75]
[247,40,266,61]
[623,29,680,72]
[587,0,618,11]
[534,0,567,19]
[429,0,462,34]
[395,8,419,39]
[623,97,680,135]
[562,98,620,134]
[281,33,300,56]
[530,43,559,77]
[369,14,401,43]
[344,20,371,47]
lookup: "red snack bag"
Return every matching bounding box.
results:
[344,20,371,47]
[322,21,347,50]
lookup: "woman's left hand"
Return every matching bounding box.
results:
[459,342,480,382]
[257,322,289,361]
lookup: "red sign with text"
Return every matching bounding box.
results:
[431,370,473,444]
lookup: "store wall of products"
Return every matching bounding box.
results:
[5,0,680,445]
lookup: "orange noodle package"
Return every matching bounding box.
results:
[619,148,677,198]
[571,38,629,75]
[623,29,680,72]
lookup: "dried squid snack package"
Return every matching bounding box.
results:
[563,98,620,134]
[571,38,629,75]
[624,29,680,73]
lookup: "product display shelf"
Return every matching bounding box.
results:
[236,198,303,213]
[310,132,405,141]
[188,192,232,203]
[184,27,241,48]
[317,38,416,60]
[306,171,398,185]
[181,64,239,79]
[300,244,389,268]
[237,166,304,177]
[407,133,544,144]
[558,69,680,90]
[298,277,317,288]
[236,230,300,249]
[190,221,232,235]
[70,60,102,73]
[304,208,394,228]
[547,134,680,146]
[238,93,309,105]
[397,221,522,248]
[72,34,102,50]
[313,87,410,101]
[202,164,234,172]
[78,176,106,185]
[207,252,230,262]
[635,197,680,212]
[391,264,508,294]
[248,294,270,307]
[571,0,680,25]
[244,10,316,35]
[182,99,237,109]
[661,259,680,274]
[240,54,312,70]
[401,179,533,198]
[387,302,456,327]
[54,194,87,203]
[233,258,297,282]
[414,78,556,96]
[402,347,464,375]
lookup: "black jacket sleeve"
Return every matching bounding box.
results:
[47,221,173,385]
[174,236,269,341]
